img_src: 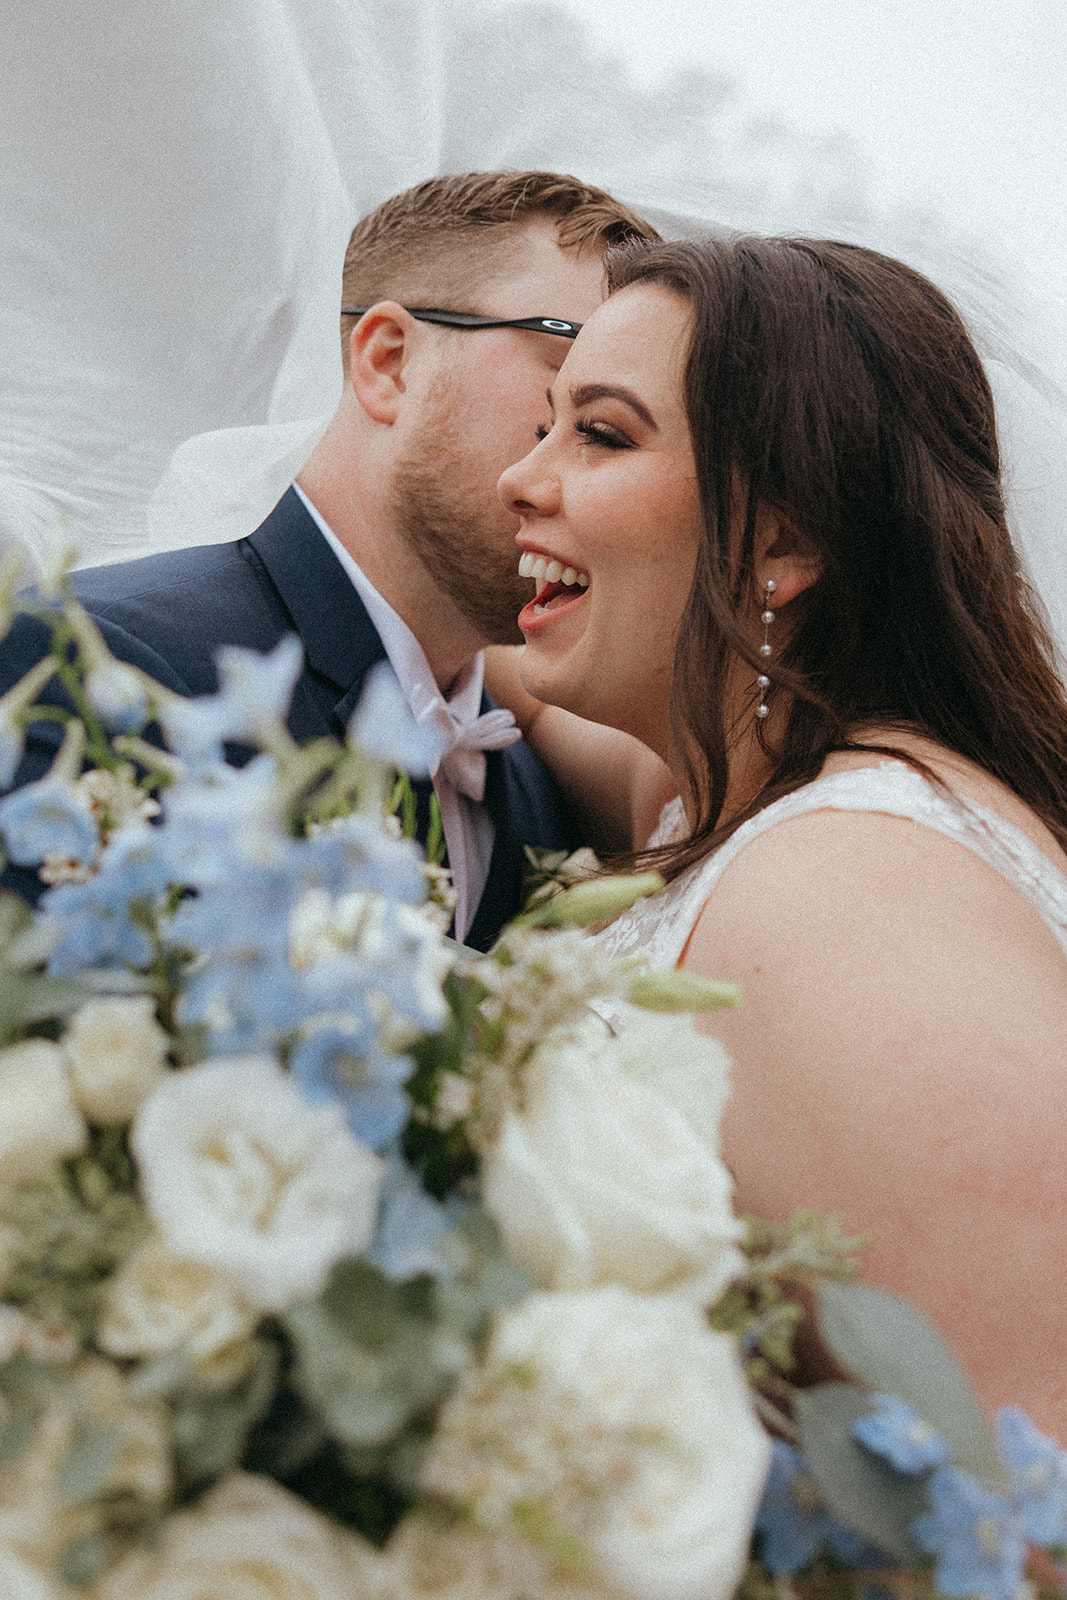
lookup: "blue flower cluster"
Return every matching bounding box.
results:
[0,640,451,1170]
[757,1393,1067,1600]
[755,1439,886,1574]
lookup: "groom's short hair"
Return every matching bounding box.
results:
[339,170,658,368]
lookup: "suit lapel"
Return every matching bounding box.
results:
[246,488,386,739]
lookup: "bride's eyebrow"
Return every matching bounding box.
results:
[570,382,657,430]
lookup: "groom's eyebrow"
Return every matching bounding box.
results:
[570,382,658,429]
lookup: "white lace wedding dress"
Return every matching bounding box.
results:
[592,761,1067,1018]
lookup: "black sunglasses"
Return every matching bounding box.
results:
[340,306,582,338]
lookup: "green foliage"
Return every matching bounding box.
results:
[0,892,87,1045]
[814,1280,1004,1484]
[285,1261,457,1451]
[168,1336,281,1484]
[404,970,485,1196]
[0,1129,147,1337]
[626,968,742,1012]
[710,1211,865,1408]
[796,1382,928,1564]
[0,1355,59,1465]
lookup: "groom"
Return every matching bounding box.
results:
[0,171,657,947]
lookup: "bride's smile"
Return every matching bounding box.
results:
[499,283,701,759]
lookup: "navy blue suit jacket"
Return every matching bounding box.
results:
[1,489,579,948]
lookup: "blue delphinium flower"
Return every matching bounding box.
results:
[0,775,98,867]
[347,660,443,776]
[41,821,173,974]
[368,1160,461,1282]
[302,814,427,906]
[159,638,304,765]
[754,1439,884,1574]
[853,1394,951,1475]
[290,1018,413,1151]
[213,636,304,743]
[997,1406,1067,1546]
[913,1466,1026,1600]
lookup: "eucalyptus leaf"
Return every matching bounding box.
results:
[171,1339,279,1481]
[0,1356,56,1463]
[285,1283,457,1449]
[59,1419,122,1502]
[0,969,88,1042]
[815,1280,1002,1482]
[61,1532,112,1587]
[796,1383,927,1564]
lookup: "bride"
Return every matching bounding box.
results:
[488,234,1067,1438]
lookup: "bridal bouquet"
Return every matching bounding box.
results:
[0,562,1063,1600]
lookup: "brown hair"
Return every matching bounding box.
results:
[340,170,658,367]
[605,235,1067,874]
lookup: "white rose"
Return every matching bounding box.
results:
[422,1287,770,1600]
[92,1472,386,1600]
[0,1040,86,1189]
[481,1017,743,1304]
[63,996,169,1125]
[97,1231,258,1364]
[130,1055,385,1311]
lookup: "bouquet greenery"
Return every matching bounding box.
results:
[0,561,1062,1600]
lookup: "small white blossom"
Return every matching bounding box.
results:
[63,995,169,1125]
[470,928,636,1076]
[0,1040,86,1189]
[131,1055,385,1311]
[0,1306,77,1366]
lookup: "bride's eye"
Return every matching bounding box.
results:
[534,422,552,442]
[576,419,632,450]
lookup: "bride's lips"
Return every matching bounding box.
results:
[516,547,590,634]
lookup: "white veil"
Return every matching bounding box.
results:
[3,0,1065,657]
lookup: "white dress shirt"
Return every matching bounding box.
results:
[294,486,517,943]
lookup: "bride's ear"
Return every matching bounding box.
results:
[753,503,822,608]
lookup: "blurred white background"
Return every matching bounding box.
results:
[550,0,1066,303]
[1,0,1063,582]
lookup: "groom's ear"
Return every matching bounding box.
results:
[347,302,417,424]
[755,503,822,607]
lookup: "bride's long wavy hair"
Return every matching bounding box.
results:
[605,235,1067,876]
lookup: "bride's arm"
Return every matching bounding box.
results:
[682,805,1067,1435]
[484,645,676,851]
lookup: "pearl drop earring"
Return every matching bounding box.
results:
[754,579,776,720]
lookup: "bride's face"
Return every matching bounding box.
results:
[498,284,701,755]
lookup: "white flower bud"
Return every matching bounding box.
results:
[0,1040,86,1188]
[64,995,169,1125]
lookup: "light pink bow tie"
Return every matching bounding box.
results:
[419,703,521,801]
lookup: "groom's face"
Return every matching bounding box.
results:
[389,218,607,645]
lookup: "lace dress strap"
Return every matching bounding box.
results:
[594,761,1067,976]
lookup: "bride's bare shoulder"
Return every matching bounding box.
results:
[821,729,1067,871]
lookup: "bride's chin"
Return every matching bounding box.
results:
[518,650,585,718]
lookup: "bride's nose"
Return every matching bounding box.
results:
[498,448,561,519]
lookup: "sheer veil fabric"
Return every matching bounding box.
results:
[3,0,1066,662]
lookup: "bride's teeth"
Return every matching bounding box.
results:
[532,556,548,584]
[577,572,589,587]
[518,552,535,578]
[561,566,577,586]
[545,559,564,583]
